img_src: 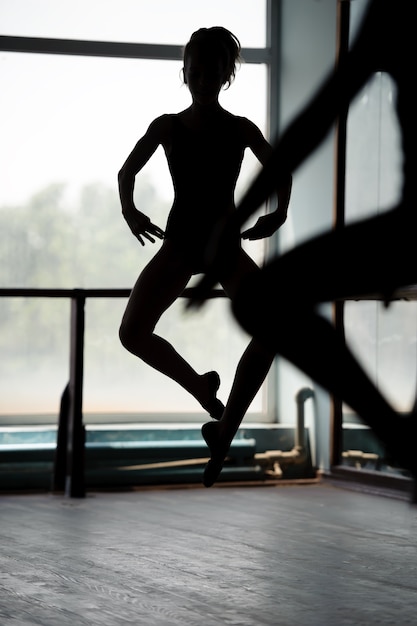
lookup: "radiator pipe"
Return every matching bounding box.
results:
[255,387,315,477]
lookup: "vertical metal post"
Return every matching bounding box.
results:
[266,0,281,142]
[52,383,70,492]
[266,0,282,422]
[66,290,86,497]
[331,1,350,467]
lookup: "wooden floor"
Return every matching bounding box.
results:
[1,480,417,626]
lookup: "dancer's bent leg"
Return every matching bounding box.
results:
[202,338,274,486]
[119,241,224,418]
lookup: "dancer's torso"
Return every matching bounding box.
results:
[163,112,246,271]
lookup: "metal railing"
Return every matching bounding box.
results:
[2,285,417,496]
[0,287,226,497]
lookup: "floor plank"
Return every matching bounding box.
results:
[1,481,416,625]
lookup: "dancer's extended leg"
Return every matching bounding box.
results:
[202,338,274,486]
[201,248,276,486]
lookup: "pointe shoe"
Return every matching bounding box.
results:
[201,371,224,420]
[203,459,224,489]
[201,421,230,487]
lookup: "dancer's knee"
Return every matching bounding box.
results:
[118,316,151,357]
[118,319,134,352]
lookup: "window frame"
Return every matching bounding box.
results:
[0,2,281,426]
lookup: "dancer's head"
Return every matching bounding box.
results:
[182,27,242,105]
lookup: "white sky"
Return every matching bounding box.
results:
[0,0,266,46]
[0,0,267,205]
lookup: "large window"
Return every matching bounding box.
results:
[342,0,417,469]
[0,1,271,424]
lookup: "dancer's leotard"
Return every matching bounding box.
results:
[164,112,247,273]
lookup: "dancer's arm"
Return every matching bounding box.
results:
[118,116,167,245]
[237,118,292,241]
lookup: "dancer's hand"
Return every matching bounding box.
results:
[123,208,165,246]
[241,208,287,240]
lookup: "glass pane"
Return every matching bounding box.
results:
[0,298,69,420]
[344,300,417,413]
[0,293,268,421]
[345,73,402,223]
[0,0,266,46]
[0,50,269,423]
